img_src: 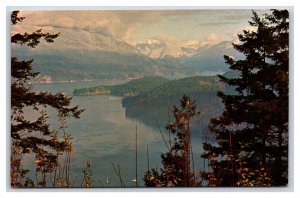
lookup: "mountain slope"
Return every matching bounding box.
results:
[12,28,242,82]
[11,29,158,82]
[181,41,243,73]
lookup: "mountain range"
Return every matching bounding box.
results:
[135,39,210,59]
[11,28,242,82]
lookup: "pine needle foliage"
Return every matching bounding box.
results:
[201,9,289,187]
[10,11,84,188]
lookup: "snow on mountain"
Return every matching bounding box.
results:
[135,39,219,59]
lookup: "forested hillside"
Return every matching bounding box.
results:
[73,76,170,96]
[122,76,229,135]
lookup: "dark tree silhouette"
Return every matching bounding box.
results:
[144,95,200,187]
[11,11,84,187]
[201,9,289,186]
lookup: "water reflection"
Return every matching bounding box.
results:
[23,81,206,187]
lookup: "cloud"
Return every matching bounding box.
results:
[14,10,171,43]
[122,27,136,43]
[154,34,180,44]
[151,32,220,45]
[12,10,255,45]
[205,33,221,43]
[198,21,239,26]
[139,32,221,53]
[225,24,258,44]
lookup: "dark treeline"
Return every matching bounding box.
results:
[73,76,169,96]
[73,74,231,97]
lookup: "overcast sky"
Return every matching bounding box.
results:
[13,9,269,45]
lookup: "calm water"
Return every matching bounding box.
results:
[24,80,204,187]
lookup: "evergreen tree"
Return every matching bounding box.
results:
[11,11,84,187]
[201,9,289,186]
[144,95,199,187]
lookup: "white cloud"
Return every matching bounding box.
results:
[150,32,220,47]
[134,32,222,58]
[13,10,169,43]
[225,25,258,45]
[205,33,220,43]
[12,10,250,46]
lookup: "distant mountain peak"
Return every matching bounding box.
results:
[135,39,225,59]
[145,39,161,45]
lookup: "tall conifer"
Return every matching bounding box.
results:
[202,9,289,186]
[11,11,84,187]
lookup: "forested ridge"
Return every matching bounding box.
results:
[73,74,234,97]
[73,76,170,96]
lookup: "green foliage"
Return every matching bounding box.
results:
[140,76,225,98]
[73,75,231,97]
[202,9,289,187]
[11,11,84,188]
[73,76,170,96]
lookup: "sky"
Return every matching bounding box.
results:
[13,9,269,45]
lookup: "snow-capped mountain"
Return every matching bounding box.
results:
[134,39,166,59]
[135,39,218,59]
[12,28,240,82]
